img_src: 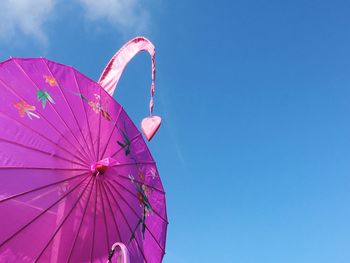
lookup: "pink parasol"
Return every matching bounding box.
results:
[0,37,167,262]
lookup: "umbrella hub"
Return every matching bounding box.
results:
[91,163,107,175]
[90,157,117,176]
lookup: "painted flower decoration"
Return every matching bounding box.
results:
[128,174,135,183]
[71,91,111,121]
[88,101,100,113]
[137,192,145,205]
[14,100,40,119]
[134,171,152,210]
[43,75,58,86]
[117,130,131,156]
[148,168,157,180]
[139,170,145,181]
[101,109,111,121]
[37,89,54,108]
[93,93,100,100]
[129,183,153,242]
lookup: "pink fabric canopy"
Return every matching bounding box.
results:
[0,37,167,262]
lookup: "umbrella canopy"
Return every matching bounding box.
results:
[0,39,167,262]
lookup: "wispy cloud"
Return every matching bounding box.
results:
[77,0,150,34]
[0,0,151,45]
[0,0,56,44]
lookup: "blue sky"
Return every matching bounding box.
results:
[1,0,350,262]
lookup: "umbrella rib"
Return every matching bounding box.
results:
[96,81,102,161]
[110,178,168,223]
[40,113,89,165]
[110,161,156,168]
[66,175,95,263]
[4,162,161,174]
[110,133,142,158]
[99,181,122,242]
[0,174,90,249]
[0,167,86,171]
[106,178,166,253]
[90,176,98,261]
[0,76,90,164]
[11,59,92,163]
[98,106,123,160]
[41,59,95,162]
[97,180,111,255]
[103,182,148,263]
[71,69,97,162]
[0,137,87,168]
[0,111,87,165]
[0,171,87,204]
[34,176,94,262]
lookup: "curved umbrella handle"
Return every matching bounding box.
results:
[98,36,161,141]
[98,36,156,116]
[107,242,130,263]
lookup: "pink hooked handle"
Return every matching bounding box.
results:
[106,242,130,263]
[98,36,156,116]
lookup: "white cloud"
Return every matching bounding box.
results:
[0,0,56,44]
[77,0,149,33]
[0,0,150,45]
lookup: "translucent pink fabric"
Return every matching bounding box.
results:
[0,58,167,262]
[98,36,156,108]
[99,37,161,141]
